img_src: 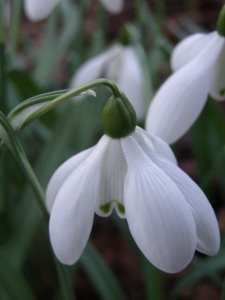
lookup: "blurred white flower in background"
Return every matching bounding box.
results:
[146,31,225,144]
[70,44,145,121]
[24,0,124,21]
[2,0,11,26]
[47,126,220,273]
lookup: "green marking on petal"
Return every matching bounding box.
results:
[117,203,125,214]
[220,88,225,96]
[99,201,125,215]
[99,202,112,214]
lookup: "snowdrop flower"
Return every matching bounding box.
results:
[146,7,225,144]
[24,0,124,21]
[70,44,145,121]
[47,92,219,273]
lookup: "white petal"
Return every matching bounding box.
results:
[121,136,196,273]
[96,139,127,218]
[135,127,177,164]
[49,136,110,264]
[24,0,60,21]
[146,33,224,144]
[132,130,219,255]
[106,47,145,121]
[100,0,123,13]
[141,146,220,256]
[209,42,225,100]
[171,32,213,71]
[69,45,123,88]
[46,147,94,212]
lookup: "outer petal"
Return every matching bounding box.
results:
[121,136,196,273]
[69,45,123,88]
[146,33,224,144]
[151,154,220,255]
[106,47,145,120]
[135,132,220,256]
[49,136,110,265]
[46,147,93,212]
[24,0,60,21]
[96,139,127,218]
[135,127,177,164]
[100,0,123,13]
[171,32,214,71]
[209,42,225,100]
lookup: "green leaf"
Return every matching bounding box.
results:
[8,69,42,100]
[140,256,164,300]
[34,8,79,87]
[190,99,225,200]
[0,248,36,300]
[112,215,164,299]
[80,242,126,300]
[172,250,225,297]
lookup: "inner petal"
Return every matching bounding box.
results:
[95,139,127,218]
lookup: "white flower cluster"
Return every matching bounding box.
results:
[21,1,224,274]
[24,0,124,21]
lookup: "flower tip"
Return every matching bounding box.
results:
[81,89,97,97]
[216,5,225,37]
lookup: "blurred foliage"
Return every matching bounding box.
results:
[0,0,225,299]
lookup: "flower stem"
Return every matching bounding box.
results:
[53,260,75,300]
[141,259,164,300]
[0,1,8,246]
[9,78,121,130]
[0,0,6,114]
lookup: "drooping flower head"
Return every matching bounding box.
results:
[47,90,220,273]
[24,0,124,21]
[69,44,145,121]
[146,5,225,144]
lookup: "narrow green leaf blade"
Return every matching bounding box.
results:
[0,248,36,300]
[80,242,126,300]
